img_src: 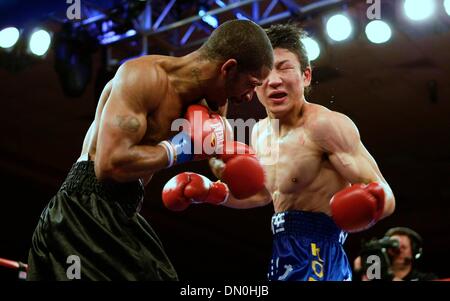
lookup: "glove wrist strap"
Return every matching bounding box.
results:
[158,141,175,168]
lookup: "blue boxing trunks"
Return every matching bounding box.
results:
[268,211,352,281]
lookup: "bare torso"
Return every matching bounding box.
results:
[80,55,189,184]
[254,103,349,215]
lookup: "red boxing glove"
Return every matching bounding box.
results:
[217,141,265,199]
[330,182,385,233]
[162,172,229,211]
[185,104,226,160]
[159,104,226,167]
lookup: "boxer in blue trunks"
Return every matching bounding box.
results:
[210,24,396,281]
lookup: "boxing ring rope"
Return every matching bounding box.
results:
[0,257,28,280]
[1,256,449,281]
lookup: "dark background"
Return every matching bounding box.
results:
[1,0,449,280]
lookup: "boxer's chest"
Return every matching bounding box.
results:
[257,126,323,194]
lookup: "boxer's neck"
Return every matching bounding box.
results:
[168,51,220,106]
[269,98,307,136]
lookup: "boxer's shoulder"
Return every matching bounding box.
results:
[250,118,270,149]
[251,117,270,138]
[113,56,171,110]
[305,104,359,149]
[117,56,170,86]
[122,54,171,67]
[306,105,354,133]
[258,116,270,127]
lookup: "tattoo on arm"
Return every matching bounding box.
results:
[114,115,141,133]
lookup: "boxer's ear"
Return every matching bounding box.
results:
[220,59,238,77]
[302,66,312,87]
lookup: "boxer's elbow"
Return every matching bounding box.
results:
[378,181,395,219]
[94,156,115,182]
[382,192,396,219]
[385,195,396,217]
[95,152,124,182]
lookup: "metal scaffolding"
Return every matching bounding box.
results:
[63,0,345,65]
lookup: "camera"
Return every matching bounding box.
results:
[364,236,399,250]
[358,237,399,280]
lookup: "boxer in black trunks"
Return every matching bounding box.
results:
[27,20,273,280]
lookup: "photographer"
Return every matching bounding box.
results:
[354,227,438,281]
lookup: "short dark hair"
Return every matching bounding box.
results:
[200,19,273,72]
[265,23,310,73]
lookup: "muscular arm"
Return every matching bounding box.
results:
[311,112,395,219]
[223,187,272,209]
[95,61,168,182]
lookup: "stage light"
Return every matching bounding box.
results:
[29,29,51,56]
[445,0,450,16]
[365,20,392,44]
[301,37,320,61]
[198,9,218,28]
[326,14,352,42]
[404,0,435,21]
[236,13,249,20]
[0,27,20,48]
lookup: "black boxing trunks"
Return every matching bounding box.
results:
[27,160,178,280]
